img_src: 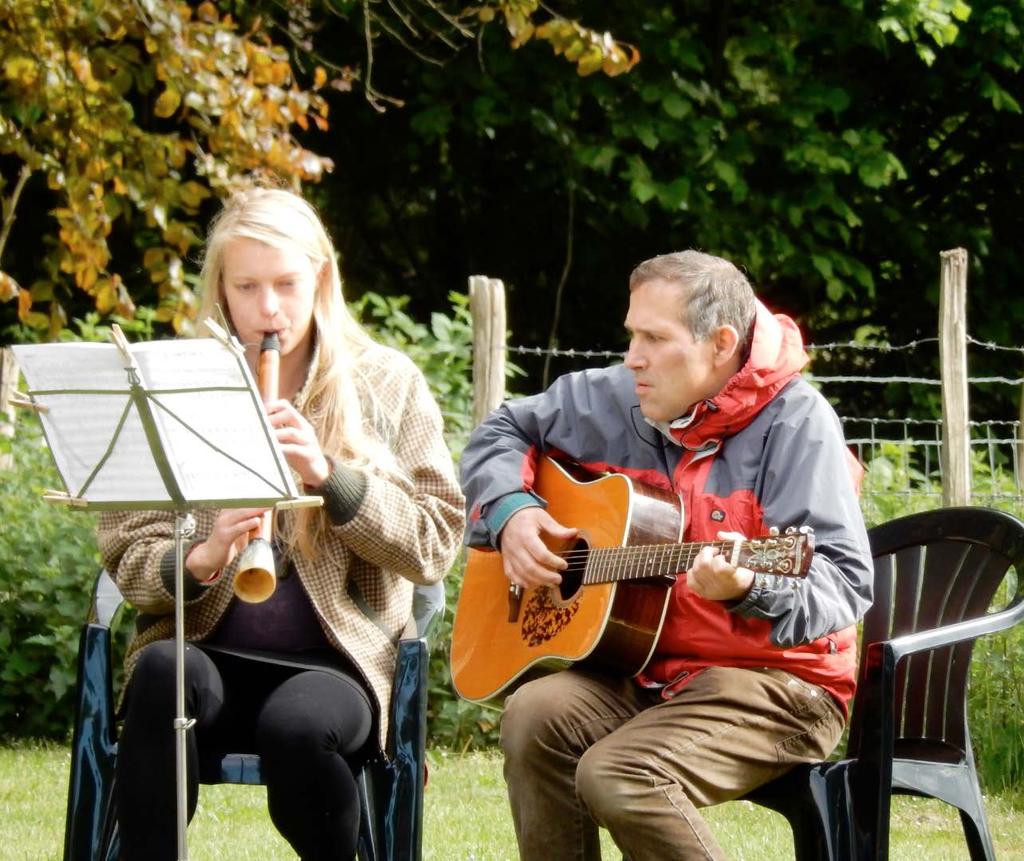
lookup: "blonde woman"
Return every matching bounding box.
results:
[98,187,465,860]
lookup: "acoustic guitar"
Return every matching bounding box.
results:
[450,457,813,703]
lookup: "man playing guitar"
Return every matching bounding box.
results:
[459,250,873,860]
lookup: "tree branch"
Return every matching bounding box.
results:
[0,165,32,265]
[542,178,575,389]
[417,0,474,40]
[362,0,405,112]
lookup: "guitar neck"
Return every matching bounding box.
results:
[581,541,726,584]
[579,533,812,583]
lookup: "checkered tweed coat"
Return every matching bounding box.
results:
[97,341,465,751]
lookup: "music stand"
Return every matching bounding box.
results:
[12,323,321,861]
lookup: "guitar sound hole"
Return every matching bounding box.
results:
[557,538,589,602]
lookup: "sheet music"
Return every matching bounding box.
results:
[12,338,301,508]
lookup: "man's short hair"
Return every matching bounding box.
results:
[629,250,756,356]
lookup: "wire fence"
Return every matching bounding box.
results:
[502,334,1024,524]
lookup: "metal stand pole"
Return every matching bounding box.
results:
[173,512,196,861]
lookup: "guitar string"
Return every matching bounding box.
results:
[553,539,787,561]
[549,539,804,583]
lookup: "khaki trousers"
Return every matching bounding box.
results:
[500,665,845,861]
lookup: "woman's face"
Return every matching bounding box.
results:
[221,236,321,366]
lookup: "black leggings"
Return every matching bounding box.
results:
[116,641,375,861]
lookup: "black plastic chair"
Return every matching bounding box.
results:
[63,568,444,861]
[743,506,1024,860]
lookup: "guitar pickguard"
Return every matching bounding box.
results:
[521,589,582,646]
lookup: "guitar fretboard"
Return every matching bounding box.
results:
[577,541,727,584]
[563,535,808,583]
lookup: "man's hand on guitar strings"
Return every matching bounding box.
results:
[686,530,756,602]
[498,507,579,590]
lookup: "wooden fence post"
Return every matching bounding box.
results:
[939,248,971,507]
[469,275,506,428]
[0,347,18,470]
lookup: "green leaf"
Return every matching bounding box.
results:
[811,253,834,280]
[576,144,618,173]
[825,278,846,302]
[634,123,659,150]
[712,160,739,189]
[656,177,691,211]
[661,93,691,120]
[410,104,454,140]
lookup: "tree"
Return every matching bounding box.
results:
[0,0,331,338]
[286,0,1022,417]
[0,0,638,341]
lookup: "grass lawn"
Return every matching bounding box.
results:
[3,741,1023,860]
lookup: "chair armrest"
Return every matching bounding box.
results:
[855,596,1024,773]
[874,596,1024,664]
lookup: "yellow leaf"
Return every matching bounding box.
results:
[271,61,290,86]
[143,247,167,269]
[29,280,53,301]
[79,265,98,292]
[95,282,116,313]
[313,66,327,89]
[4,56,38,86]
[564,38,587,62]
[197,1,219,23]
[0,271,20,302]
[116,282,136,318]
[17,287,32,315]
[478,6,495,23]
[577,46,605,76]
[48,301,68,341]
[179,181,210,210]
[511,21,535,49]
[71,55,100,92]
[154,86,181,118]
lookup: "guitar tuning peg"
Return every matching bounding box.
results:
[799,525,815,536]
[768,525,780,536]
[784,525,796,534]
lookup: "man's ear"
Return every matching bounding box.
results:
[712,325,741,367]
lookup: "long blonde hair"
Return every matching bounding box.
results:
[197,186,399,558]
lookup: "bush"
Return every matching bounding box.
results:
[0,423,102,738]
[353,292,504,749]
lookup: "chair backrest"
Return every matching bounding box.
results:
[847,507,1024,761]
[90,569,125,628]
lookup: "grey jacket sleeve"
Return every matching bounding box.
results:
[460,367,634,549]
[460,391,554,549]
[730,384,874,646]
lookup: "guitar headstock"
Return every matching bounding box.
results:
[738,527,814,578]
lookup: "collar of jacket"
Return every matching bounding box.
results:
[651,300,809,451]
